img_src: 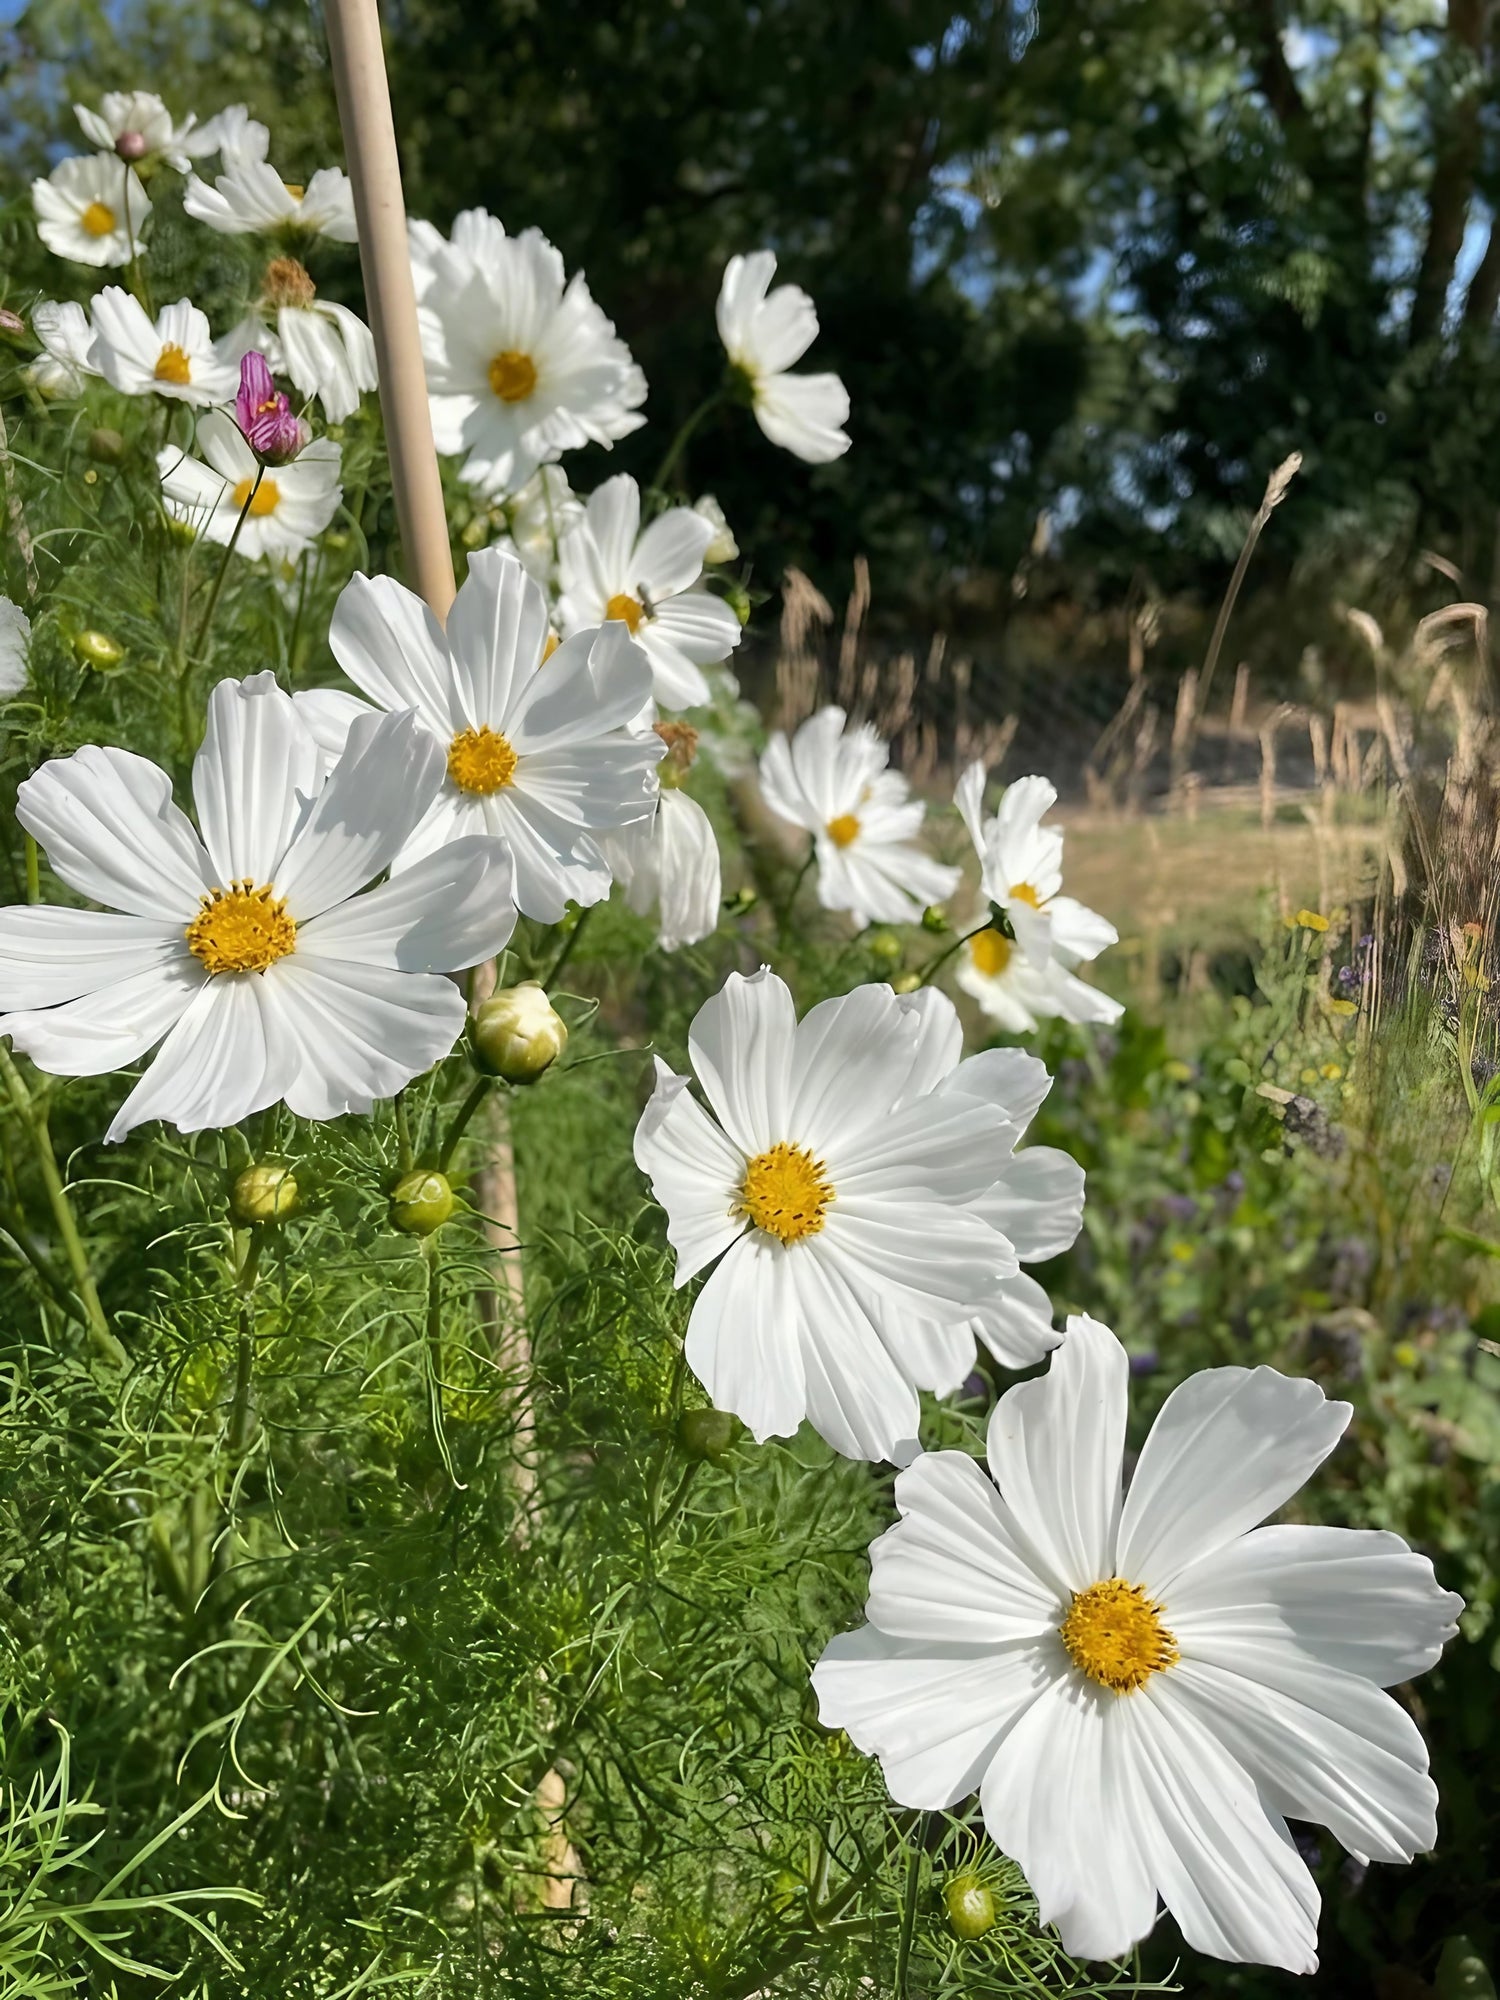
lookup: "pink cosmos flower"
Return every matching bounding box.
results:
[235,351,311,465]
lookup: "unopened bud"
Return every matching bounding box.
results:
[73,629,125,670]
[943,1873,998,1941]
[892,971,923,994]
[866,929,902,966]
[676,1408,742,1462]
[693,493,738,565]
[653,719,699,784]
[261,256,317,310]
[920,906,949,934]
[0,308,24,340]
[87,426,126,465]
[389,1168,454,1236]
[471,982,567,1083]
[115,130,149,162]
[723,581,752,628]
[232,1161,299,1225]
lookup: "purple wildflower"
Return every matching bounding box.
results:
[235,352,310,466]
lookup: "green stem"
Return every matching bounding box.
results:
[912,918,993,987]
[394,1089,414,1173]
[895,1822,924,1998]
[777,850,815,950]
[544,906,593,990]
[652,390,724,493]
[191,466,263,662]
[23,835,39,906]
[226,1228,264,1459]
[122,159,153,316]
[0,1045,121,1366]
[438,1074,493,1172]
[424,1239,462,1488]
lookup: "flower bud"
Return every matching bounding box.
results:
[920,905,949,934]
[73,629,125,671]
[866,929,902,966]
[892,971,923,995]
[0,308,24,340]
[389,1169,454,1236]
[471,982,567,1084]
[232,1161,299,1225]
[693,493,738,565]
[676,1408,742,1462]
[87,426,126,465]
[943,1873,998,1941]
[723,581,752,627]
[115,130,149,162]
[261,256,317,310]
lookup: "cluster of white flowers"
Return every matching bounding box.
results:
[10,86,1466,1983]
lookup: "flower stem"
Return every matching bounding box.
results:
[0,1045,121,1367]
[895,1821,924,1998]
[191,465,262,663]
[544,906,593,991]
[23,835,39,905]
[438,1074,493,1173]
[776,850,815,950]
[652,390,724,493]
[913,918,993,987]
[226,1227,264,1459]
[423,1238,463,1488]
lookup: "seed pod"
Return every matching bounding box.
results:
[676,1408,742,1462]
[943,1873,997,1941]
[471,982,568,1084]
[73,629,125,670]
[389,1169,455,1236]
[87,426,126,464]
[232,1161,299,1225]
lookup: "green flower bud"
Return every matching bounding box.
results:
[866,929,902,966]
[472,981,567,1084]
[87,426,126,465]
[892,971,923,995]
[920,905,949,934]
[73,629,125,671]
[389,1168,454,1236]
[232,1161,299,1225]
[676,1407,742,1462]
[943,1873,997,1941]
[1437,1937,1496,2000]
[723,581,752,628]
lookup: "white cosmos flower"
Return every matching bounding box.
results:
[0,598,31,699]
[632,968,1057,1461]
[716,251,850,464]
[73,91,214,171]
[89,288,238,406]
[557,476,742,711]
[494,465,583,590]
[32,154,151,268]
[156,412,342,562]
[759,707,959,928]
[414,209,647,497]
[957,763,1116,972]
[956,910,1124,1032]
[0,674,517,1143]
[29,301,98,397]
[602,787,721,952]
[302,548,663,923]
[183,159,357,243]
[814,1316,1462,1972]
[191,105,270,167]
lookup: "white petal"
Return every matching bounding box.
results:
[979,1671,1160,1962]
[870,1450,1062,1644]
[984,1313,1126,1596]
[1049,893,1119,964]
[976,1145,1084,1262]
[1167,1522,1463,1687]
[0,906,185,1008]
[1167,1656,1439,1869]
[265,958,467,1120]
[789,981,931,1157]
[633,505,714,597]
[684,1230,806,1442]
[939,1044,1054,1133]
[972,1272,1063,1369]
[954,759,989,857]
[781,1240,923,1461]
[815,1624,1054,1811]
[1117,1366,1351,1598]
[328,571,460,737]
[18,745,211,919]
[686,965,796,1156]
[3,959,201,1080]
[192,671,323,886]
[446,546,551,728]
[1118,1681,1321,1972]
[297,836,516,971]
[631,1057,745,1281]
[480,790,612,922]
[273,709,445,921]
[106,974,301,1142]
[753,369,851,462]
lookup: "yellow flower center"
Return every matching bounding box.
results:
[604,591,645,634]
[282,182,305,200]
[488,349,537,403]
[737,1142,833,1246]
[1060,1579,1179,1695]
[154,343,193,385]
[82,200,117,237]
[447,725,518,795]
[232,477,281,517]
[969,927,1012,977]
[1009,882,1043,909]
[185,882,297,975]
[825,813,861,848]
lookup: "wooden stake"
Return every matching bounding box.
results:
[323,0,455,618]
